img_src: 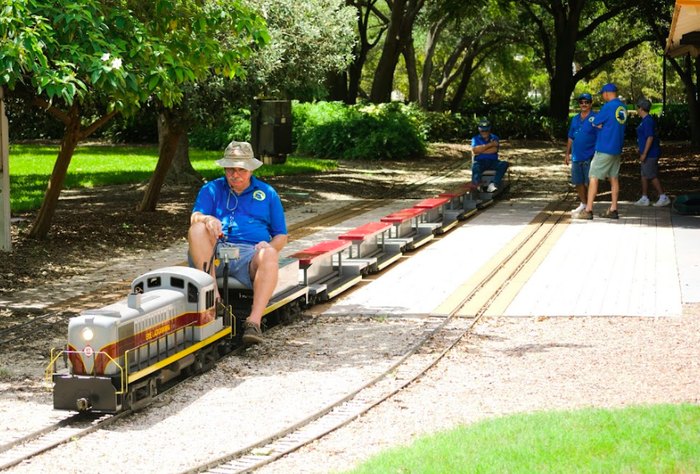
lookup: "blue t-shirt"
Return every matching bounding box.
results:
[471,133,499,161]
[593,97,627,155]
[636,114,660,159]
[567,111,597,162]
[192,175,287,245]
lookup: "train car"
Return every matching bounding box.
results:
[47,183,506,414]
[47,266,232,413]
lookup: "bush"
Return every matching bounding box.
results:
[189,109,251,150]
[293,101,426,160]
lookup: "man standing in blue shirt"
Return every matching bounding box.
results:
[470,119,509,193]
[574,83,627,220]
[633,98,670,207]
[565,93,597,215]
[189,141,288,344]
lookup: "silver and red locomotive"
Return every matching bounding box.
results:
[47,266,232,413]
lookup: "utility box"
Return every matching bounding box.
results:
[251,100,292,165]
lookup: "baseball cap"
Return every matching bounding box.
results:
[577,93,592,102]
[598,83,618,94]
[636,98,652,112]
[477,119,491,131]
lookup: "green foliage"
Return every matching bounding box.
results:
[458,100,554,140]
[345,404,700,474]
[239,0,356,100]
[0,0,269,113]
[293,101,427,160]
[8,143,336,212]
[189,109,252,150]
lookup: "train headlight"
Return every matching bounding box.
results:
[81,327,94,342]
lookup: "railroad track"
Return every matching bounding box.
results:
[180,198,572,473]
[0,412,121,470]
[0,159,469,468]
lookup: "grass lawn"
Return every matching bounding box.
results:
[7,143,336,212]
[344,404,700,474]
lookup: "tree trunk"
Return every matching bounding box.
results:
[347,44,369,105]
[29,112,81,239]
[138,111,185,212]
[449,57,476,112]
[326,69,348,102]
[419,18,445,109]
[165,128,203,186]
[370,0,406,103]
[549,70,575,124]
[403,38,419,103]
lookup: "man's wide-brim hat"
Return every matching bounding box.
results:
[215,141,263,171]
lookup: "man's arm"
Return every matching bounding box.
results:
[640,136,654,162]
[473,140,498,156]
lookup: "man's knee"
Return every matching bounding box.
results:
[188,221,210,242]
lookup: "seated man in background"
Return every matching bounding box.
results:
[188,141,288,345]
[469,119,509,193]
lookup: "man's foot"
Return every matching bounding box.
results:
[572,209,593,220]
[570,202,586,214]
[653,195,671,207]
[634,196,650,206]
[599,208,619,219]
[242,320,264,345]
[486,182,498,193]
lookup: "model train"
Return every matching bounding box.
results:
[47,178,507,413]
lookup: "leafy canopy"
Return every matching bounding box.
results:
[0,0,269,112]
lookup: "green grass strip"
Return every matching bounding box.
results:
[7,144,336,212]
[343,404,700,474]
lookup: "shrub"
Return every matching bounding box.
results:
[189,109,251,150]
[293,101,426,160]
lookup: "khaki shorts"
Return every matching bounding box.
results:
[589,151,621,180]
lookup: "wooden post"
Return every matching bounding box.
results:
[0,87,11,251]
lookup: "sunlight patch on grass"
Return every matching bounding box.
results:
[343,404,700,474]
[8,144,336,212]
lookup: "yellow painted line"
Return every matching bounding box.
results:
[127,326,231,384]
[483,211,569,316]
[430,202,565,317]
[459,206,568,317]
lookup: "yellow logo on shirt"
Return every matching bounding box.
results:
[253,190,266,201]
[615,106,627,125]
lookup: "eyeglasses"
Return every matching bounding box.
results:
[578,100,591,105]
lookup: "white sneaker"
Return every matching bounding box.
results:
[486,182,498,193]
[570,203,586,214]
[653,195,671,207]
[634,196,650,207]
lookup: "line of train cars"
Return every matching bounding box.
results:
[47,178,507,413]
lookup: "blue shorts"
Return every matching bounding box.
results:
[641,157,659,179]
[188,243,257,289]
[571,160,591,186]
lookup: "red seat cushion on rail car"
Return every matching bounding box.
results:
[414,197,449,209]
[290,239,352,266]
[338,221,392,241]
[380,207,425,223]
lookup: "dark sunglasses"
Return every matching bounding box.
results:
[578,100,591,104]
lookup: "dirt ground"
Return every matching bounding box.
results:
[1,140,698,297]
